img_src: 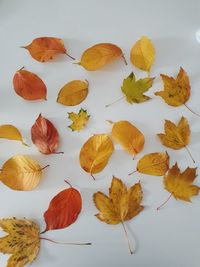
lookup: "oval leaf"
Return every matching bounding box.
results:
[43,182,82,232]
[57,80,88,106]
[13,68,47,101]
[79,134,114,179]
[130,36,155,72]
[0,155,46,190]
[0,124,27,145]
[31,114,59,155]
[111,120,145,156]
[22,37,69,62]
[78,43,124,71]
[136,152,169,176]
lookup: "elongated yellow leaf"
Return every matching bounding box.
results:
[0,155,47,190]
[0,124,27,145]
[79,134,114,179]
[130,36,155,72]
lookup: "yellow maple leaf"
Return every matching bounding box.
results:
[93,177,143,253]
[0,218,40,267]
[68,109,90,131]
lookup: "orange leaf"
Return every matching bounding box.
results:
[13,68,47,101]
[22,37,74,62]
[42,181,82,232]
[31,114,60,155]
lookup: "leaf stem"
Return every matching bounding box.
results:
[40,237,91,246]
[128,170,138,176]
[184,104,200,117]
[64,179,72,188]
[40,165,50,171]
[122,54,128,65]
[105,96,125,108]
[121,221,134,254]
[65,52,76,60]
[157,193,172,210]
[90,173,96,180]
[185,146,195,163]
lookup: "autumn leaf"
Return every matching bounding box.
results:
[42,180,82,233]
[0,155,48,191]
[22,37,75,62]
[93,177,144,253]
[68,108,90,131]
[31,114,62,155]
[157,117,195,163]
[0,124,27,146]
[110,120,145,156]
[79,134,114,180]
[57,80,89,106]
[0,218,40,267]
[129,152,169,176]
[130,36,155,73]
[13,68,47,101]
[157,163,199,210]
[77,43,127,71]
[121,72,154,103]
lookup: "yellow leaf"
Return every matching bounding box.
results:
[136,152,169,176]
[111,120,145,156]
[155,67,190,106]
[0,155,47,191]
[79,134,114,179]
[78,43,125,71]
[57,80,88,106]
[130,36,155,72]
[0,124,27,145]
[68,108,90,131]
[0,218,40,267]
[164,163,199,202]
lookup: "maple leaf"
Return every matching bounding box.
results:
[0,218,40,267]
[68,109,90,131]
[93,177,143,253]
[121,72,154,104]
[79,134,114,180]
[77,43,127,71]
[157,117,195,163]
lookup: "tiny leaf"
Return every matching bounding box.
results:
[68,108,90,131]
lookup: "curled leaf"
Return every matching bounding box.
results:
[110,120,145,156]
[79,134,114,179]
[135,152,169,176]
[130,36,155,72]
[13,68,47,101]
[43,181,82,232]
[31,114,60,155]
[22,37,74,62]
[155,67,190,106]
[0,124,27,145]
[121,72,154,104]
[0,155,47,190]
[78,43,126,71]
[0,218,40,267]
[68,108,90,131]
[57,80,88,106]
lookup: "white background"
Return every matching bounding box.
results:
[0,0,200,266]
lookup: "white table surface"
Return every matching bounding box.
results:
[0,0,200,266]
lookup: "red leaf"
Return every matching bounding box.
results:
[31,114,59,154]
[43,182,82,232]
[13,68,47,100]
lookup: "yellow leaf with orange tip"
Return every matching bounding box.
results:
[57,80,88,106]
[155,67,190,106]
[164,163,199,202]
[0,155,47,191]
[78,43,125,71]
[79,134,114,179]
[0,124,27,146]
[68,108,90,131]
[110,120,145,156]
[0,218,40,267]
[136,152,169,176]
[130,36,155,72]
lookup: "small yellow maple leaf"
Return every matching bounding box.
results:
[68,108,90,131]
[0,218,40,267]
